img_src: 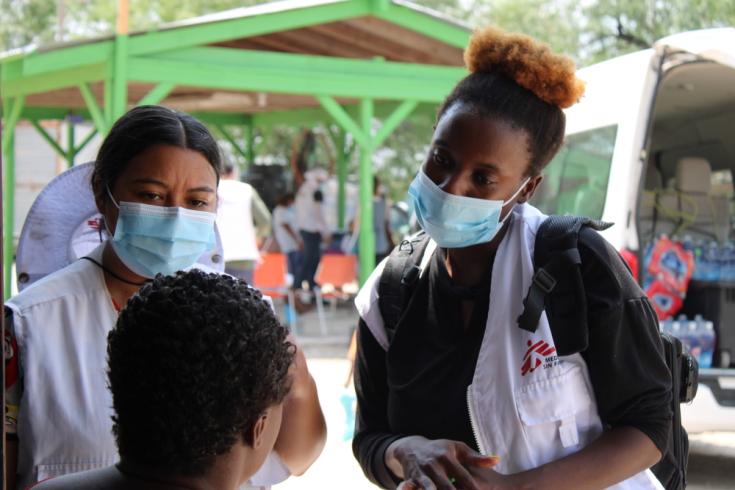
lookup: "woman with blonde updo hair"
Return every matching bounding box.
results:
[353,27,670,489]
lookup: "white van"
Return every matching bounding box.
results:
[532,28,735,433]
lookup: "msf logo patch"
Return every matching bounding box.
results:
[521,339,558,376]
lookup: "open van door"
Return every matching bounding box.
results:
[655,28,735,70]
[644,27,735,433]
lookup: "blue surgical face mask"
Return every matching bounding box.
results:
[408,170,529,248]
[106,188,216,278]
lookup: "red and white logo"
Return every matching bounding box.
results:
[521,339,557,376]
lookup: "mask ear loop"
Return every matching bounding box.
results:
[104,186,121,237]
[106,186,120,209]
[499,177,532,224]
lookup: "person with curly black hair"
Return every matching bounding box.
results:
[31,270,294,490]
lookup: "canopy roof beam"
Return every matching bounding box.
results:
[127,47,463,102]
[128,0,371,56]
[137,82,176,107]
[1,0,470,80]
[79,83,109,135]
[215,123,252,166]
[29,119,98,166]
[317,95,370,148]
[29,119,66,157]
[3,63,106,99]
[374,2,469,49]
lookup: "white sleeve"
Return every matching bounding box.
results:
[353,258,390,351]
[242,451,291,489]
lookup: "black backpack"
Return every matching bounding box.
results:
[378,215,698,490]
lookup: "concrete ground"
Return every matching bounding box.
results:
[272,299,735,489]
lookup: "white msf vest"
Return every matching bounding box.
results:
[355,204,663,489]
[6,244,288,489]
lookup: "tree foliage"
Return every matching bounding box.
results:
[0,0,57,52]
[0,0,264,51]
[581,0,735,63]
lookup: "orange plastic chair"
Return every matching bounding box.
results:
[314,254,359,334]
[253,253,297,331]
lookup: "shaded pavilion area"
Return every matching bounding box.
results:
[0,0,470,296]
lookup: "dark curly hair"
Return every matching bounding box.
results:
[107,270,294,476]
[437,26,585,177]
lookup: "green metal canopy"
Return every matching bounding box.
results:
[0,0,470,296]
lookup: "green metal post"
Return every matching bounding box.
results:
[245,118,255,168]
[104,67,113,124]
[358,98,375,284]
[335,127,348,231]
[2,131,15,300]
[111,34,129,122]
[66,119,75,168]
[2,96,24,299]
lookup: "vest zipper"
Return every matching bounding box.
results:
[466,385,487,455]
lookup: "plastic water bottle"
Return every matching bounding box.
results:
[685,318,702,360]
[670,317,682,341]
[660,318,672,335]
[697,241,710,282]
[692,239,706,281]
[695,315,715,369]
[722,241,735,283]
[704,241,721,282]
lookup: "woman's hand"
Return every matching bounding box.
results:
[386,436,499,490]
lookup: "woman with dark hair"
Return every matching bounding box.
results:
[353,28,670,489]
[4,105,326,489]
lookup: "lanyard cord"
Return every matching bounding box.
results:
[80,256,150,287]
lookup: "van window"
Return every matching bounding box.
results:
[532,125,617,219]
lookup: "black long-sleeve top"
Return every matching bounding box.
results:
[352,232,673,489]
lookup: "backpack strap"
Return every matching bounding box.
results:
[517,215,612,356]
[378,231,433,343]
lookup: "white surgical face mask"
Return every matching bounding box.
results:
[106,187,216,278]
[408,170,529,248]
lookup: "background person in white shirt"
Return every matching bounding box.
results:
[293,169,330,293]
[273,192,303,273]
[216,164,272,284]
[273,192,313,313]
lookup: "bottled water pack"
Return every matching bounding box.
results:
[660,314,715,368]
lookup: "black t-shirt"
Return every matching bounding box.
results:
[386,248,490,450]
[352,232,672,489]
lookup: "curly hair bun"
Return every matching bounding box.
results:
[464,26,585,109]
